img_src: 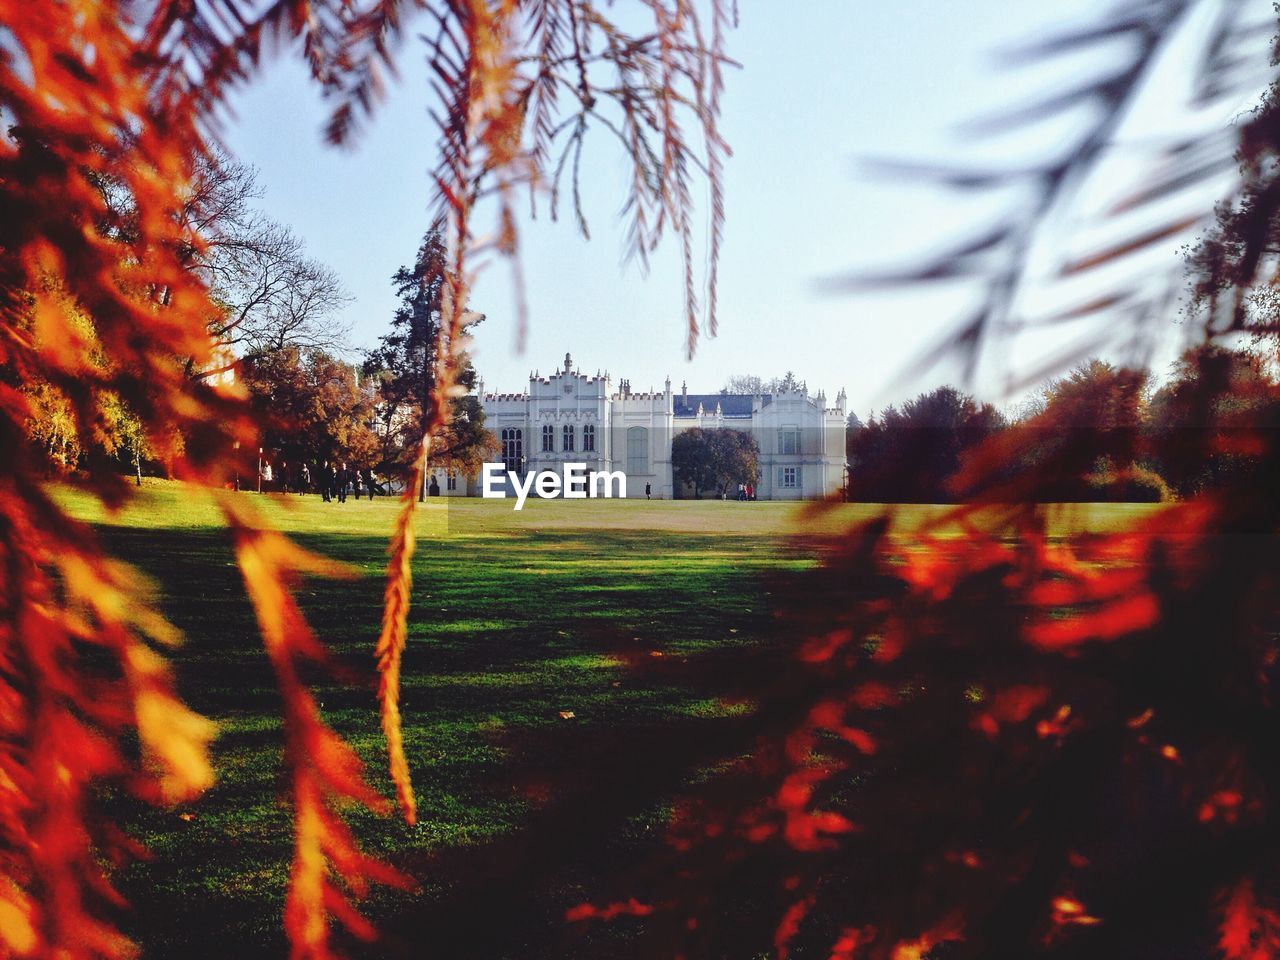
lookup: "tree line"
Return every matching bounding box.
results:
[19,147,495,491]
[845,347,1278,503]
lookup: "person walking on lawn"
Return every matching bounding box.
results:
[320,460,334,502]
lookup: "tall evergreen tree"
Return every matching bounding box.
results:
[364,229,492,495]
[365,230,447,449]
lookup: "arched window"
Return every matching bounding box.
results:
[563,424,575,452]
[501,428,523,474]
[542,424,554,452]
[583,423,595,452]
[627,426,648,475]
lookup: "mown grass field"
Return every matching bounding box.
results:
[57,483,1164,959]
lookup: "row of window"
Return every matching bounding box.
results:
[450,465,796,491]
[500,426,651,475]
[541,423,596,453]
[502,427,799,487]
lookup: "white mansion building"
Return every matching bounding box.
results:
[434,353,847,500]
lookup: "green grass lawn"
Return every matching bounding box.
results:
[56,483,1165,958]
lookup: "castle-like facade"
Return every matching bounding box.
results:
[433,353,847,500]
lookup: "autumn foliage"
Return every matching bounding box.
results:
[6,1,1280,959]
[1,0,728,957]
[564,482,1280,958]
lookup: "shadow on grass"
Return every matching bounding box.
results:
[94,519,827,959]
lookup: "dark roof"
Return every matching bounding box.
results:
[672,393,763,418]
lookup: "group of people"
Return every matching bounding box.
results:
[257,458,379,502]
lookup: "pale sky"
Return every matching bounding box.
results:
[220,0,1274,420]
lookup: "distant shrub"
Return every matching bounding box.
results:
[1086,462,1174,503]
